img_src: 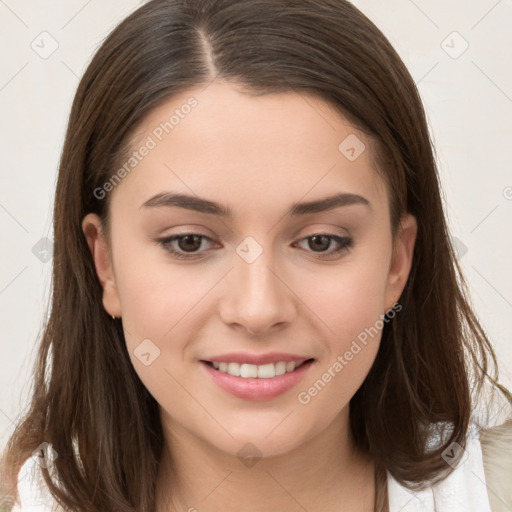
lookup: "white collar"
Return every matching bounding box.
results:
[387,428,492,511]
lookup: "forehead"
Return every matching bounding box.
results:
[109,81,388,217]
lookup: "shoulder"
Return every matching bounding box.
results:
[480,419,512,512]
[10,455,63,512]
[387,420,507,512]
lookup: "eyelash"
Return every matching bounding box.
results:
[157,233,353,260]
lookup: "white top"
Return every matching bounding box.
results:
[387,424,492,511]
[12,424,493,512]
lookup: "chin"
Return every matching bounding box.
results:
[202,416,317,460]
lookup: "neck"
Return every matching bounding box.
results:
[155,407,376,512]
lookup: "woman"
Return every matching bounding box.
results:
[2,1,511,511]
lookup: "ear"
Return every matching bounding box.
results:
[384,213,417,311]
[81,213,122,317]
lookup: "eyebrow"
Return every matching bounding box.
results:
[140,191,370,217]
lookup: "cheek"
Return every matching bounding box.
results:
[112,233,212,341]
[113,245,224,397]
[116,262,204,414]
[295,265,390,418]
[293,245,391,401]
[302,253,391,342]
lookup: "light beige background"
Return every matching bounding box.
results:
[1,0,511,449]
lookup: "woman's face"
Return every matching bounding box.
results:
[83,81,416,458]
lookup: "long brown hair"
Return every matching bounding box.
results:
[2,1,510,511]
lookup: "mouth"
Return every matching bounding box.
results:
[199,358,316,401]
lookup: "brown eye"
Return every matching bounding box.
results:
[158,234,217,259]
[176,235,203,252]
[307,235,331,252]
[295,233,353,259]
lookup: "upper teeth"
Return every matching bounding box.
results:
[211,361,304,378]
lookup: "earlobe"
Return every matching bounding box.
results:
[384,213,417,310]
[81,213,122,317]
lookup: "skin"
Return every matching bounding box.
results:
[82,81,417,511]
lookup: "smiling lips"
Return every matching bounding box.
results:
[200,352,315,400]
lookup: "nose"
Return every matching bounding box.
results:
[218,243,297,336]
